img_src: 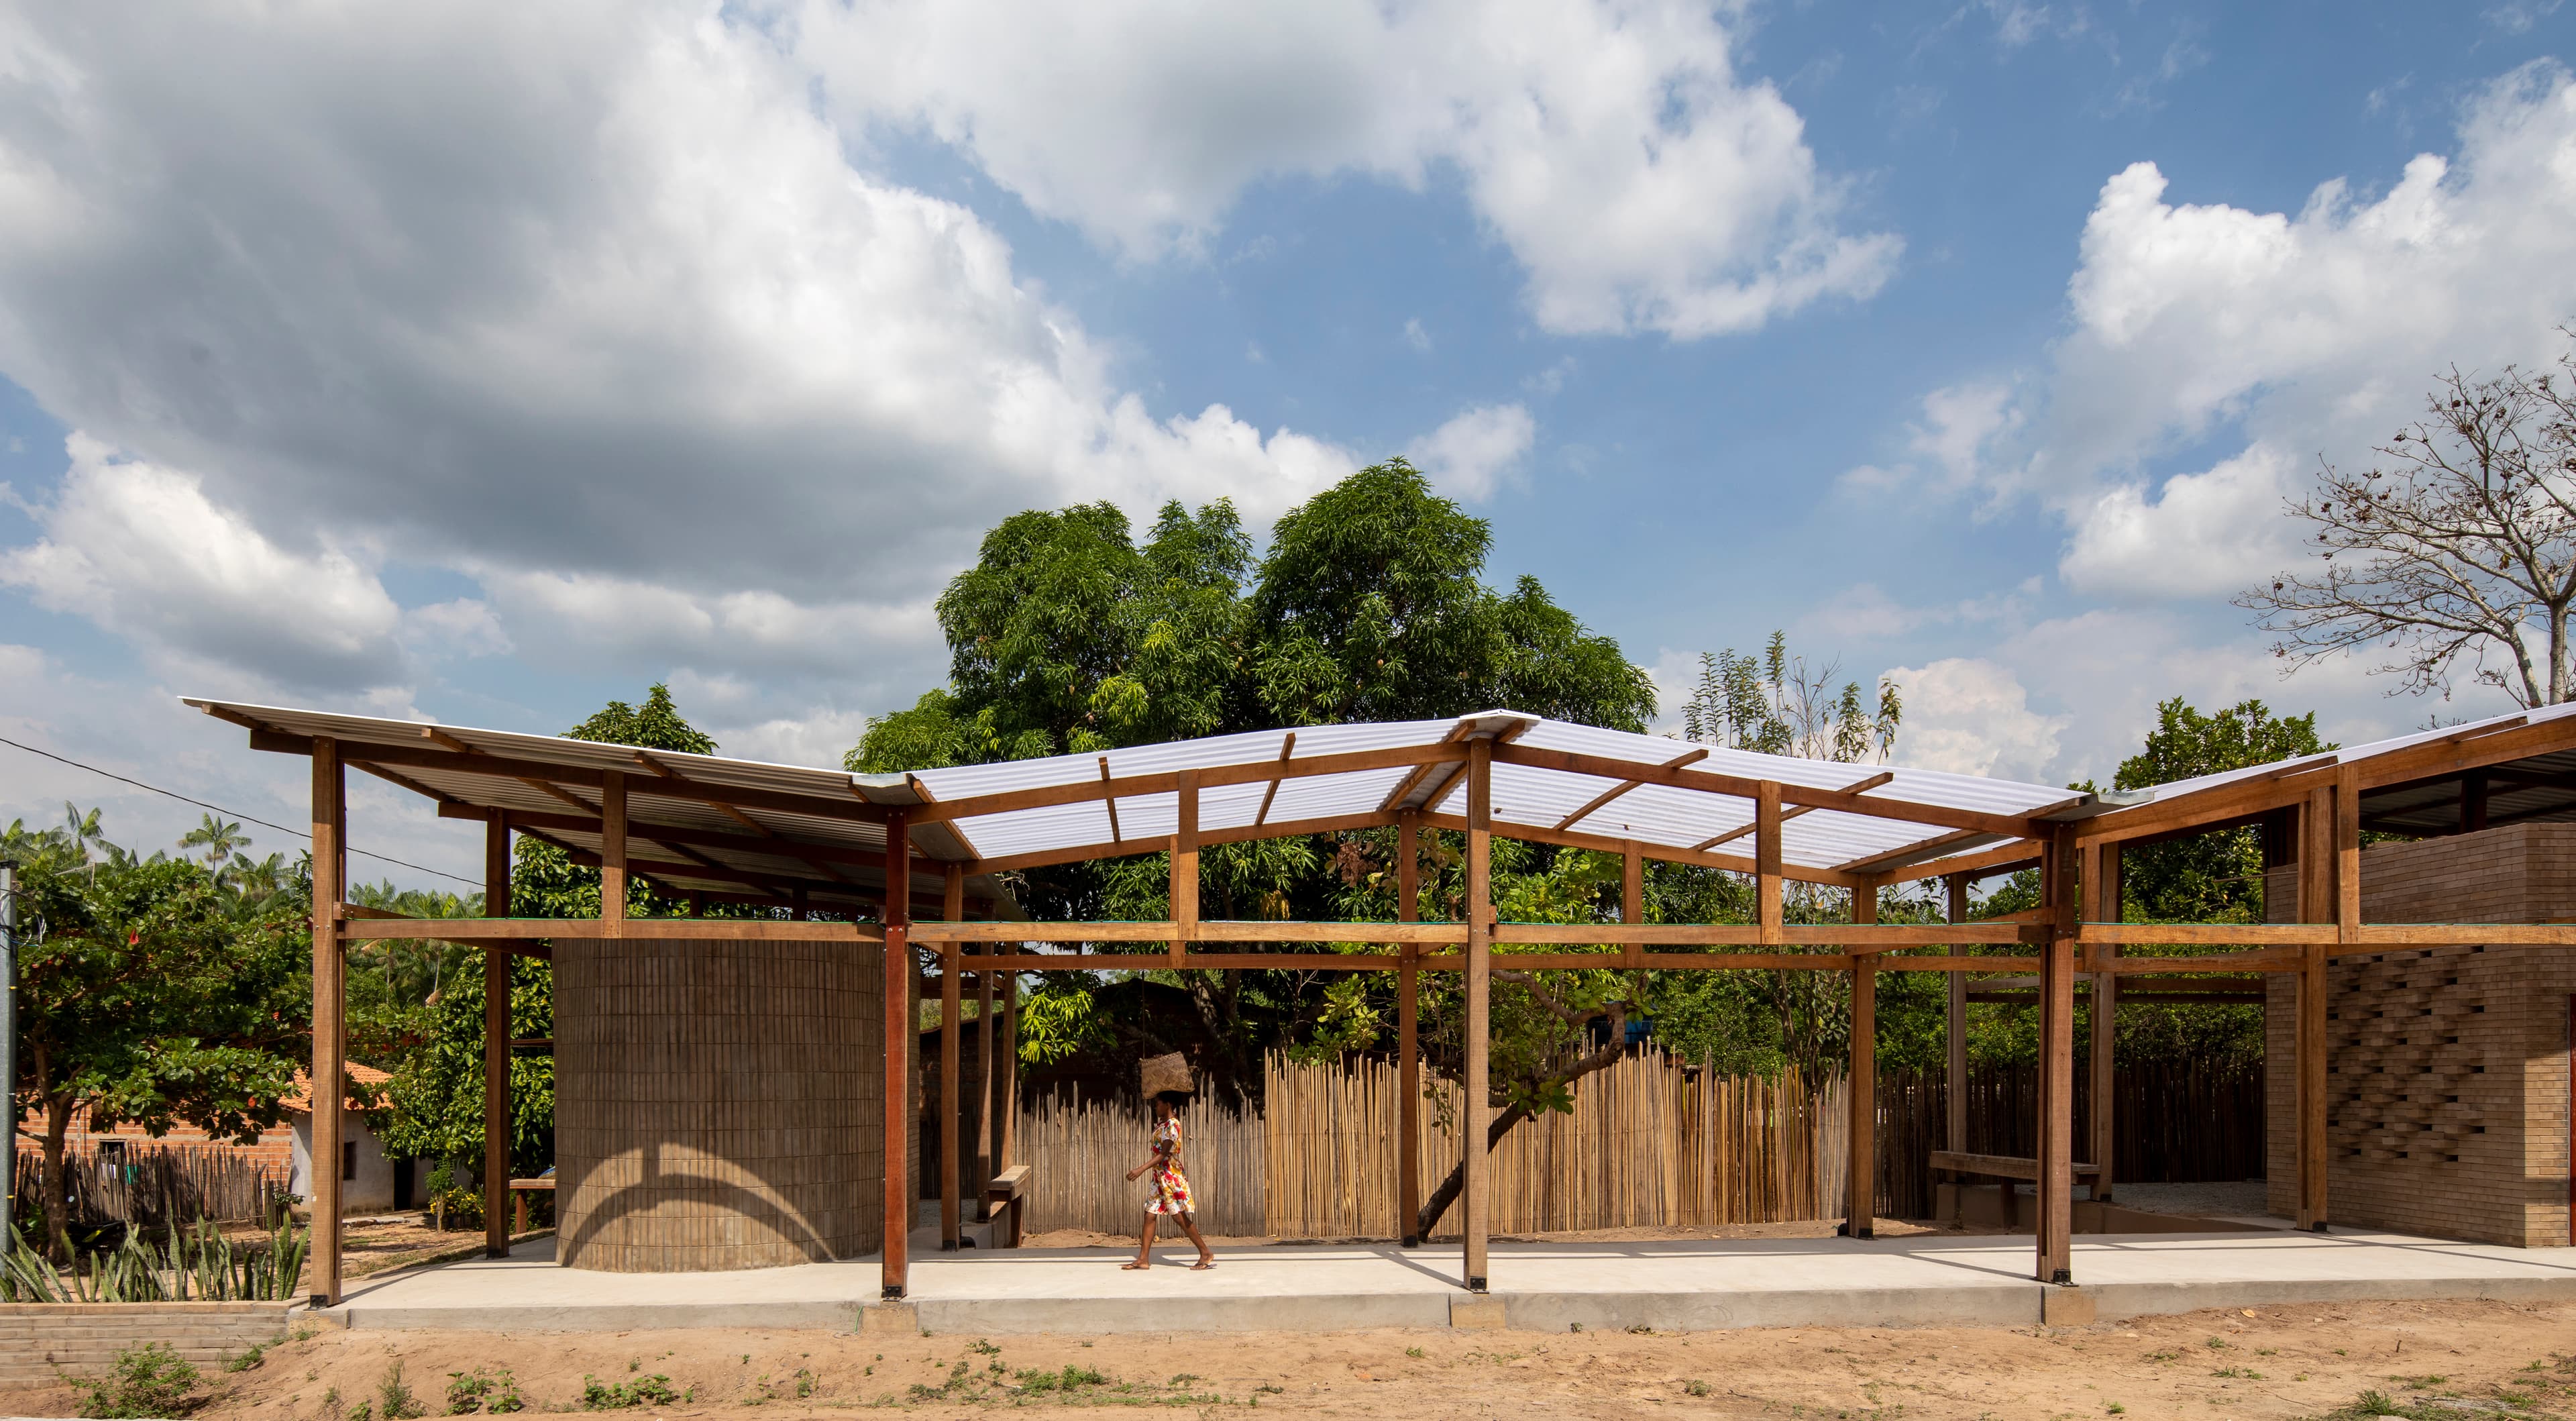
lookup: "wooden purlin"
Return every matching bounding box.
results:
[1696,771,1896,851]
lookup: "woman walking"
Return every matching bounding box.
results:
[1124,1055,1214,1271]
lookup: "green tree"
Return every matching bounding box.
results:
[3,814,309,1259]
[378,685,726,1183]
[2106,697,2330,925]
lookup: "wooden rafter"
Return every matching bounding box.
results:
[1491,743,2047,839]
[1253,732,1297,826]
[1690,770,1896,851]
[1553,747,1709,831]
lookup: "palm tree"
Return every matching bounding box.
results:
[178,812,251,868]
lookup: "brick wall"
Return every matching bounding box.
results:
[0,1302,290,1388]
[2261,823,2576,1246]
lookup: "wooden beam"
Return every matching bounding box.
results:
[1397,810,1421,1248]
[309,737,345,1307]
[1414,810,1863,888]
[1877,838,2041,886]
[343,915,883,942]
[1556,747,1709,831]
[1834,826,1990,876]
[438,803,908,875]
[1253,733,1296,827]
[1462,737,1493,1294]
[482,811,513,1260]
[882,810,910,1300]
[970,809,1397,876]
[1492,743,2047,839]
[1097,757,1122,844]
[250,731,895,827]
[975,879,996,1221]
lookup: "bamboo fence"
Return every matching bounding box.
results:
[1018,1051,2259,1240]
[13,1146,290,1228]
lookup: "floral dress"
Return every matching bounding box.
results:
[1145,1116,1195,1216]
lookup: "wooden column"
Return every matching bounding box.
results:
[939,864,963,1251]
[2296,786,2333,1232]
[2035,823,2076,1285]
[1944,874,1968,1157]
[1621,842,1644,969]
[2084,841,2119,1206]
[599,770,627,929]
[1171,770,1199,969]
[482,811,513,1259]
[881,812,910,1298]
[976,916,996,1216]
[1844,878,1877,1239]
[309,738,345,1306]
[1462,739,1493,1292]
[1755,781,1783,945]
[998,941,1019,1175]
[1943,873,1968,1223]
[1397,810,1421,1247]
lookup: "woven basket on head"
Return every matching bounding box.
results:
[1140,1051,1193,1100]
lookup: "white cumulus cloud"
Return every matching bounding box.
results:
[789,0,1899,338]
[1405,404,1537,501]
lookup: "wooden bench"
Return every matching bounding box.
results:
[1929,1151,2101,1182]
[1930,1151,2100,1224]
[983,1164,1032,1248]
[508,1177,555,1234]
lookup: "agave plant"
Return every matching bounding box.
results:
[0,1216,309,1302]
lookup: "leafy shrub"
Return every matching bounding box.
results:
[579,1375,678,1410]
[445,1367,525,1415]
[74,1343,201,1418]
[377,1363,425,1421]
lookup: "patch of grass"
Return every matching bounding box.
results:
[2210,1367,2265,1380]
[72,1342,201,1419]
[1404,1347,1426,1359]
[221,1343,266,1374]
[2143,1351,2180,1364]
[2105,1406,2124,1415]
[1682,1379,1711,1398]
[378,1363,425,1421]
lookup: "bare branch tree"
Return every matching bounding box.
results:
[2237,333,2576,707]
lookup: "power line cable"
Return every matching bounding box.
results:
[0,733,478,886]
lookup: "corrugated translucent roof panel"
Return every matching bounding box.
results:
[2099,700,2576,802]
[189,698,2104,880]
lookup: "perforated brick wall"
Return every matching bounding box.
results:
[2261,823,2576,1246]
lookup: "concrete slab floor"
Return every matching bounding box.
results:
[311,1226,2576,1336]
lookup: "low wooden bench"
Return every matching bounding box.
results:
[983,1164,1032,1248]
[1929,1151,2101,1182]
[508,1177,554,1234]
[1931,1151,2101,1223]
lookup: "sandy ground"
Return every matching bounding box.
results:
[11,1297,2575,1420]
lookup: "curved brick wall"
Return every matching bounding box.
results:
[553,937,888,1271]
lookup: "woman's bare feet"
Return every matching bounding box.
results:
[1122,1260,1150,1270]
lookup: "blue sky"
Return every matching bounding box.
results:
[0,0,2571,886]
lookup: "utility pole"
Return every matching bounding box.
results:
[2,857,17,1253]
